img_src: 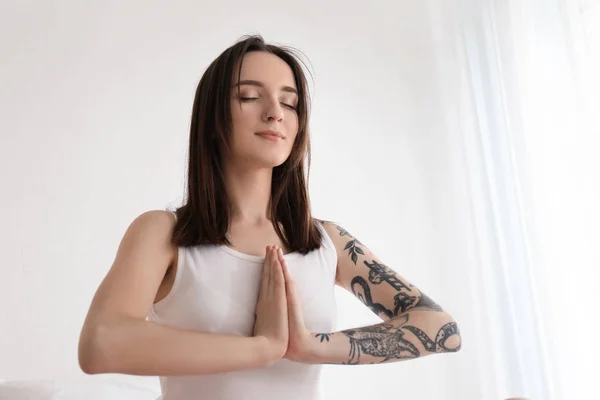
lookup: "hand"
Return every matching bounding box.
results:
[275,247,314,363]
[252,245,289,365]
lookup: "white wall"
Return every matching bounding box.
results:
[1,1,488,398]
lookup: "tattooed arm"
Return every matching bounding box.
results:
[304,220,461,365]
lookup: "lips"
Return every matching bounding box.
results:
[256,133,283,141]
[255,130,284,139]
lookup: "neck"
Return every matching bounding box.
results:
[223,163,274,226]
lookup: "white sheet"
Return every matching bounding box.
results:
[0,375,161,400]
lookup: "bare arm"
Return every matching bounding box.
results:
[301,221,461,365]
[83,318,269,375]
[78,210,271,375]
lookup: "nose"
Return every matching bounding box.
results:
[263,97,284,122]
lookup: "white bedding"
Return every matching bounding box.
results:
[0,375,161,400]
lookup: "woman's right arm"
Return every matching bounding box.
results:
[78,210,272,376]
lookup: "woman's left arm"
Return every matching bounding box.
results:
[288,221,462,365]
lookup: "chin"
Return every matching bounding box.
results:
[265,158,288,168]
[237,154,285,170]
[233,147,291,169]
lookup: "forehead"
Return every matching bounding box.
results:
[234,51,297,90]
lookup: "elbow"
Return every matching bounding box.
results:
[78,322,117,374]
[79,353,105,375]
[440,312,462,353]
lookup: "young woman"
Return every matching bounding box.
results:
[78,35,461,400]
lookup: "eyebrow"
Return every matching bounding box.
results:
[233,80,298,96]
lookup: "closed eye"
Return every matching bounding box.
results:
[240,97,297,111]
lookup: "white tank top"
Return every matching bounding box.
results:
[147,211,338,400]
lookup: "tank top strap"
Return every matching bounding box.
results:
[315,219,335,251]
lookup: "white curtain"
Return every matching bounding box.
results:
[428,0,600,398]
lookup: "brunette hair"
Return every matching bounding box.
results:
[168,34,326,254]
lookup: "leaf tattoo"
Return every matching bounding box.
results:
[336,225,364,265]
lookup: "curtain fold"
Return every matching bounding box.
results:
[428,0,599,398]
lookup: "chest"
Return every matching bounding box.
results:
[225,222,291,257]
[162,245,338,337]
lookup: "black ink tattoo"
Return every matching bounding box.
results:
[351,276,395,319]
[334,223,444,316]
[393,291,421,315]
[335,225,353,238]
[411,291,444,312]
[336,225,364,265]
[356,259,443,315]
[315,333,331,343]
[403,322,461,353]
[340,314,420,364]
[363,259,411,291]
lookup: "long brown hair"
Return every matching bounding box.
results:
[168,34,325,255]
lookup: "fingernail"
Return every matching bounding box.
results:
[278,248,283,256]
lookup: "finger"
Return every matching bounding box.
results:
[276,248,288,278]
[271,246,282,286]
[259,246,270,297]
[277,250,291,298]
[262,245,271,282]
[266,246,274,296]
[281,258,299,310]
[280,255,295,296]
[276,248,289,285]
[272,249,285,287]
[273,245,280,268]
[277,247,286,265]
[280,259,304,331]
[270,246,279,289]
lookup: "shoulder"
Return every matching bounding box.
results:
[316,219,338,236]
[124,210,178,259]
[315,219,366,258]
[314,218,347,253]
[314,218,343,239]
[131,210,177,233]
[314,219,357,284]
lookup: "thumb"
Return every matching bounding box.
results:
[279,256,305,328]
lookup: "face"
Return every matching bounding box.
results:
[228,51,299,170]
